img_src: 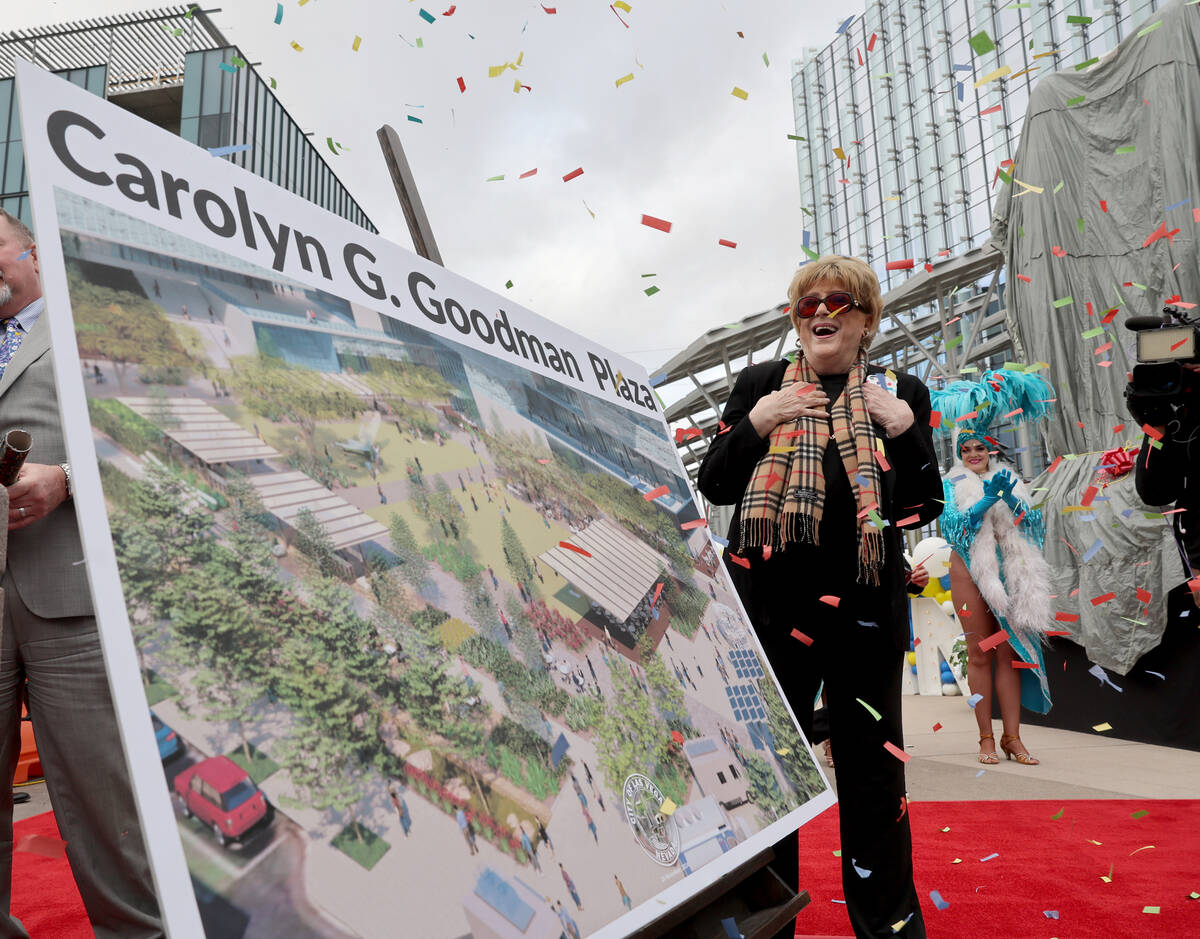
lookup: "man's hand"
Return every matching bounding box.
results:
[8,462,68,531]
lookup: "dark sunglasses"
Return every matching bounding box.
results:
[793,291,861,318]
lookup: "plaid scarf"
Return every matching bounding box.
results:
[738,351,885,585]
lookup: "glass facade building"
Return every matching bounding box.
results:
[0,5,374,232]
[791,0,1162,292]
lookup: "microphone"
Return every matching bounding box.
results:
[1124,315,1174,331]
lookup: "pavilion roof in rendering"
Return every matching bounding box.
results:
[118,397,280,464]
[537,518,667,622]
[247,471,388,550]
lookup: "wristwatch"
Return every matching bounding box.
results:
[59,462,72,500]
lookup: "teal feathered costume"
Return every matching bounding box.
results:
[931,369,1056,715]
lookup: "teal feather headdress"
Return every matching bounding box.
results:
[929,368,1056,451]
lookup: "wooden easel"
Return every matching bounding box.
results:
[629,844,809,939]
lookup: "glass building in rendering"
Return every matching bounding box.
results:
[791,0,1163,291]
[0,4,374,232]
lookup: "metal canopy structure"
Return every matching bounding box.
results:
[537,518,668,623]
[248,471,389,551]
[0,5,229,93]
[118,397,280,465]
[657,245,1015,486]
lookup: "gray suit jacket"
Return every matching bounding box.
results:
[0,311,93,619]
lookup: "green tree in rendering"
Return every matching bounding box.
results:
[387,512,432,593]
[744,753,791,824]
[229,356,360,458]
[277,715,373,843]
[594,657,669,792]
[500,516,536,597]
[68,265,196,392]
[637,635,689,732]
[760,676,825,800]
[293,506,342,579]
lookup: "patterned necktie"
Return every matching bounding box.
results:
[0,317,23,382]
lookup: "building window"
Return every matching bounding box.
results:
[716,771,727,785]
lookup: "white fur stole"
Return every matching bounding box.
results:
[950,460,1052,652]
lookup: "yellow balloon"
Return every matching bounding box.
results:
[906,651,917,665]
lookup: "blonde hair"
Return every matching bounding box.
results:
[786,255,883,345]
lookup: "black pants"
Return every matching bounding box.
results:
[754,591,925,939]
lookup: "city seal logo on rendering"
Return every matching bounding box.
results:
[622,773,681,867]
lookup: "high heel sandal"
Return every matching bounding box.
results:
[1000,734,1039,765]
[977,733,1000,765]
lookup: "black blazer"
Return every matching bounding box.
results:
[697,360,944,649]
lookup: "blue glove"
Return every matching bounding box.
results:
[982,469,1016,502]
[966,496,996,528]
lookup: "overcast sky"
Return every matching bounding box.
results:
[14,0,849,378]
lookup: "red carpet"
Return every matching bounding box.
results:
[796,799,1200,937]
[11,812,89,939]
[12,802,1200,937]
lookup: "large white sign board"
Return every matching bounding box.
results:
[17,61,832,938]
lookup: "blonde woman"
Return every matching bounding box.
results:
[700,255,942,939]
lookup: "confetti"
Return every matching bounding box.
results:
[932,722,943,732]
[1081,538,1104,562]
[978,632,1009,652]
[418,8,436,23]
[883,741,910,763]
[558,541,591,557]
[641,214,672,233]
[836,16,855,34]
[290,40,303,51]
[856,698,882,721]
[643,485,670,501]
[562,167,584,182]
[731,86,749,100]
[852,859,872,878]
[980,852,999,862]
[1051,806,1065,819]
[1132,810,1149,820]
[1093,722,1113,732]
[967,693,984,709]
[790,628,814,646]
[930,890,950,910]
[885,259,915,271]
[615,73,635,88]
[352,35,363,51]
[727,553,750,569]
[1052,296,1074,308]
[818,595,841,608]
[680,518,707,531]
[718,239,737,249]
[208,143,252,157]
[1143,906,1161,914]
[273,3,283,24]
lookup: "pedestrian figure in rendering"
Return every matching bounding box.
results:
[520,828,540,871]
[582,807,598,843]
[389,784,411,837]
[559,863,583,910]
[537,818,555,855]
[615,874,632,910]
[456,807,477,855]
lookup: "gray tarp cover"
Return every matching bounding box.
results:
[990,0,1199,673]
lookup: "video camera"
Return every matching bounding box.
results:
[1123,304,1200,427]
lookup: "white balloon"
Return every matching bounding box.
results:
[941,682,962,696]
[912,536,952,578]
[941,600,956,616]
